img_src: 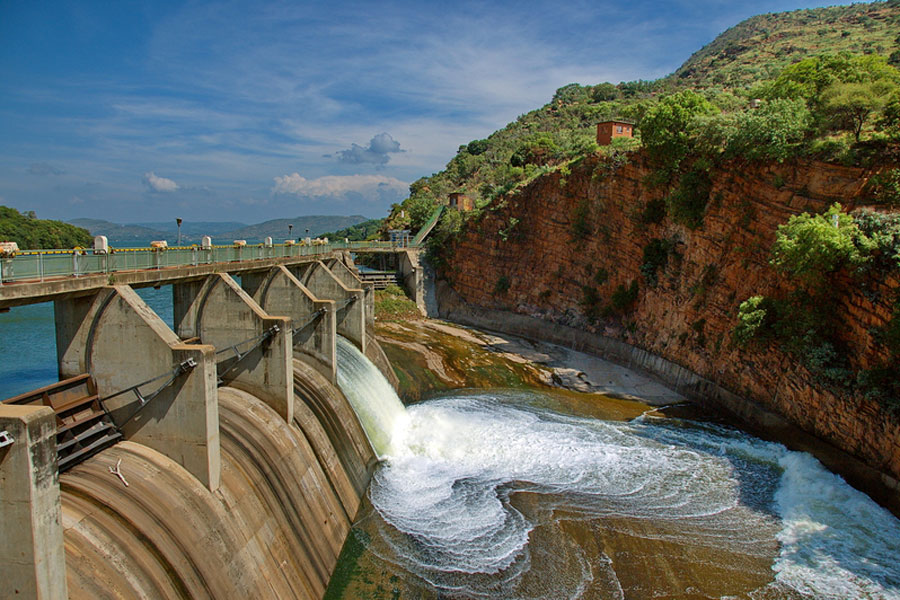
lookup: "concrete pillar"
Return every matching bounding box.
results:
[188,274,294,423]
[246,266,337,383]
[327,258,375,332]
[173,278,206,340]
[54,286,221,491]
[0,405,68,599]
[294,261,366,353]
[398,249,425,315]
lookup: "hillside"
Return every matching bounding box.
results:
[69,218,169,242]
[672,1,900,88]
[1,206,92,249]
[220,215,371,241]
[382,1,900,236]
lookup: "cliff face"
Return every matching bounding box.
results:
[444,152,900,480]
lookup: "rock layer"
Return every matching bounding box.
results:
[444,152,900,483]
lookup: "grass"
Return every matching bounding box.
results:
[374,284,420,321]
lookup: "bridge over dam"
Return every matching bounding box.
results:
[0,241,427,599]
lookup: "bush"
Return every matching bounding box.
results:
[494,275,510,295]
[610,280,639,312]
[667,168,712,229]
[641,197,667,224]
[863,169,900,207]
[639,90,717,172]
[726,98,813,161]
[641,238,675,286]
[770,203,873,289]
[734,295,775,346]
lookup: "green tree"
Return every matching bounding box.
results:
[820,79,897,140]
[770,203,873,289]
[727,98,813,160]
[639,90,717,171]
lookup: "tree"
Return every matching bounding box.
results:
[639,90,717,171]
[770,203,872,289]
[727,98,813,160]
[821,80,896,140]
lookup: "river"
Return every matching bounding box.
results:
[326,319,900,600]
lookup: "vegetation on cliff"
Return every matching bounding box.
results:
[0,206,93,250]
[382,2,900,251]
[379,2,900,411]
[735,204,900,407]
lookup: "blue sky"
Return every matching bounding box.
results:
[0,0,848,224]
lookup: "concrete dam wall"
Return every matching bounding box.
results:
[0,254,409,599]
[61,379,376,599]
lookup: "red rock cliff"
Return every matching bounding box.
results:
[443,151,900,481]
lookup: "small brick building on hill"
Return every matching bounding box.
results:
[596,120,634,146]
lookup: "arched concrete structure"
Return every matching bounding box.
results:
[1,252,389,599]
[242,265,338,383]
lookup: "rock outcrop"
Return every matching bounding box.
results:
[442,151,900,485]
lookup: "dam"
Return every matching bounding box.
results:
[2,241,900,599]
[0,243,423,599]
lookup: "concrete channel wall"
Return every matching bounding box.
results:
[0,256,386,599]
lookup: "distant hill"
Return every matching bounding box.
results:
[135,221,247,237]
[69,218,168,241]
[670,2,900,88]
[2,206,93,249]
[219,215,371,241]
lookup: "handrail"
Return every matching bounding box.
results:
[412,206,444,246]
[0,240,420,286]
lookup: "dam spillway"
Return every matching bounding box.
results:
[0,253,401,599]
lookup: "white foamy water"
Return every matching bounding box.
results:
[364,392,900,599]
[336,336,408,456]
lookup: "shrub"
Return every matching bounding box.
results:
[570,199,593,241]
[863,169,900,207]
[494,275,510,295]
[726,98,813,161]
[641,238,674,286]
[770,203,873,289]
[734,295,775,346]
[667,168,712,229]
[641,197,667,225]
[610,280,639,312]
[639,90,717,172]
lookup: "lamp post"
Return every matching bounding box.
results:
[176,218,183,246]
[288,224,293,239]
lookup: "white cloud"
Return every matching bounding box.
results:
[272,173,407,200]
[336,132,405,166]
[143,171,179,193]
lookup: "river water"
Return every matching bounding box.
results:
[327,323,900,600]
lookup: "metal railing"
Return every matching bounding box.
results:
[0,240,416,285]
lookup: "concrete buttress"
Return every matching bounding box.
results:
[293,261,368,353]
[174,273,294,424]
[0,405,68,599]
[54,286,221,491]
[243,265,338,383]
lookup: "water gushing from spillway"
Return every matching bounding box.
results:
[336,336,408,456]
[331,338,900,598]
[353,392,900,599]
